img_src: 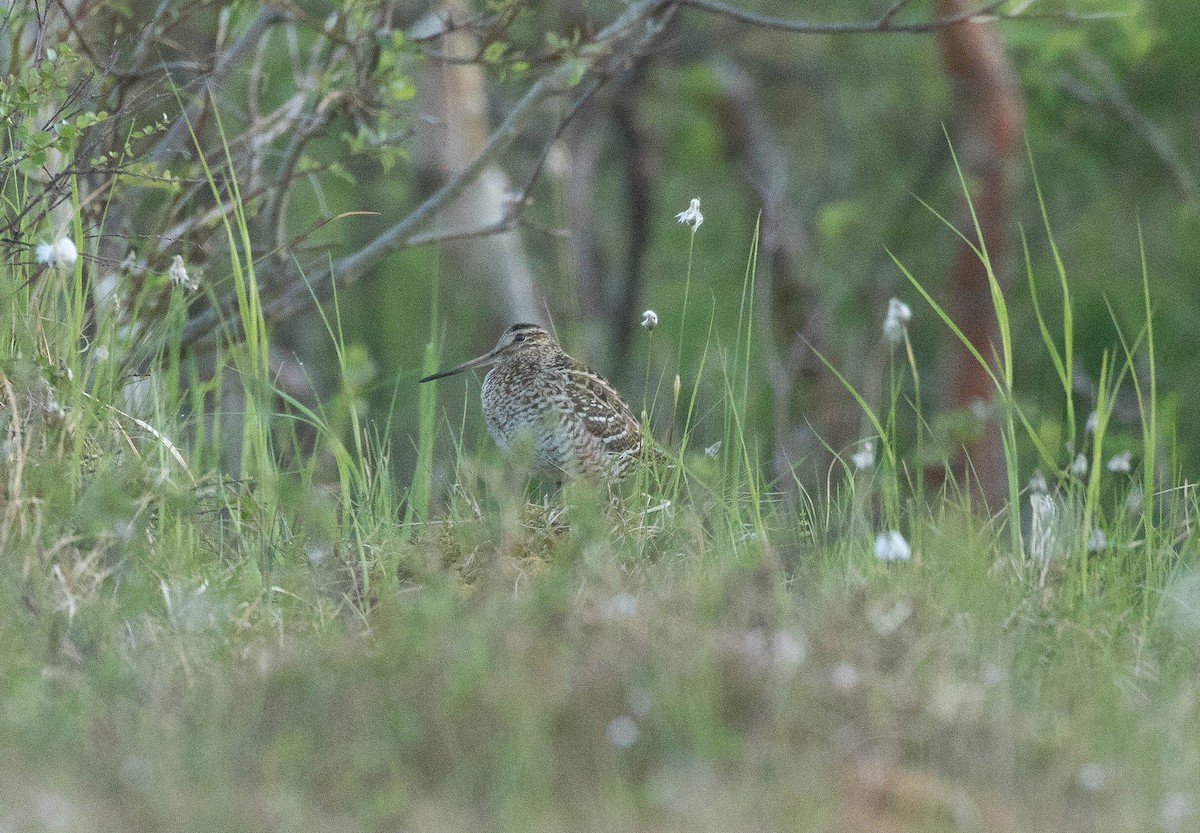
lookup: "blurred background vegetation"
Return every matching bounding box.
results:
[9,0,1193,500]
[8,2,1200,830]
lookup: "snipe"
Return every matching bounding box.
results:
[420,324,648,484]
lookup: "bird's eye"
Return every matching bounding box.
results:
[513,334,526,343]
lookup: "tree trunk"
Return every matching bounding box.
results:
[933,0,1025,507]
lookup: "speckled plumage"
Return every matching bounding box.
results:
[421,324,646,483]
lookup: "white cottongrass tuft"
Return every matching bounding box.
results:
[675,197,703,231]
[969,398,992,423]
[1125,485,1143,515]
[43,398,67,425]
[1028,493,1058,567]
[1085,411,1099,434]
[641,309,658,330]
[1106,450,1132,473]
[1160,792,1194,833]
[1070,453,1088,477]
[605,715,640,748]
[1077,762,1106,793]
[626,686,653,718]
[882,297,912,346]
[306,546,329,565]
[35,237,77,268]
[851,439,875,471]
[874,530,911,562]
[830,662,860,691]
[1028,469,1049,494]
[604,592,638,619]
[55,237,78,266]
[1087,528,1108,552]
[767,630,806,671]
[739,628,808,674]
[168,255,197,291]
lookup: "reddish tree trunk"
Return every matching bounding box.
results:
[932,0,1025,507]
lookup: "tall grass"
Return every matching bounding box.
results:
[0,96,1192,832]
[183,101,274,497]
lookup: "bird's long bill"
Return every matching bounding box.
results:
[418,349,499,383]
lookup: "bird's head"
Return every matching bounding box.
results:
[419,323,555,383]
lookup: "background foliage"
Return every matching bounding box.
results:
[3,0,1200,830]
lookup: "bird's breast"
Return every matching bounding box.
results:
[480,366,561,447]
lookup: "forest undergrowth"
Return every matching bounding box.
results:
[2,128,1199,831]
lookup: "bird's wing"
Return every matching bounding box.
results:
[566,364,642,455]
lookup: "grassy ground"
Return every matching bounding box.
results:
[1,454,1197,832]
[5,176,1198,832]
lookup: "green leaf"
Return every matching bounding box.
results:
[390,78,414,102]
[563,58,586,88]
[483,41,508,64]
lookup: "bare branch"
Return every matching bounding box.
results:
[176,0,1112,350]
[1066,51,1199,205]
[180,0,673,347]
[148,5,284,162]
[329,7,666,282]
[879,0,919,29]
[679,0,1112,34]
[402,218,517,248]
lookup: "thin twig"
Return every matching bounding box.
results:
[679,0,1106,34]
[147,6,284,161]
[1067,52,1199,205]
[181,0,673,346]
